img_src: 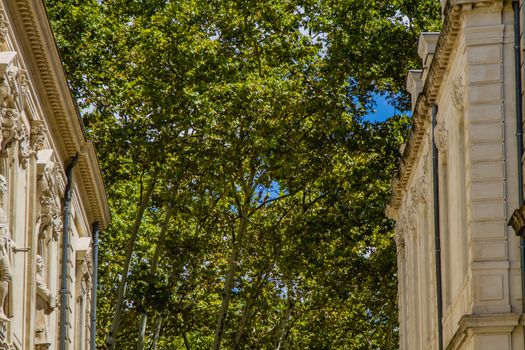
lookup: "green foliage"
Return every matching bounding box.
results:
[44,0,439,349]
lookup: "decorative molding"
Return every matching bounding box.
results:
[407,207,418,236]
[30,120,45,153]
[451,76,464,111]
[9,0,110,227]
[0,14,7,49]
[434,121,448,154]
[37,164,61,241]
[386,3,461,217]
[396,217,407,260]
[0,108,18,157]
[17,123,29,168]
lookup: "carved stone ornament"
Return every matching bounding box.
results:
[407,207,418,236]
[395,233,406,260]
[0,108,18,157]
[0,175,12,325]
[412,175,428,205]
[395,217,407,260]
[510,205,525,238]
[18,69,29,101]
[17,123,30,168]
[433,121,448,154]
[30,120,46,153]
[35,255,55,349]
[38,164,61,241]
[85,249,93,271]
[0,14,7,48]
[6,70,18,104]
[451,76,464,111]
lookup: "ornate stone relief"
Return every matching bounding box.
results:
[35,255,55,349]
[0,108,18,157]
[451,76,464,111]
[407,207,418,237]
[17,123,29,168]
[0,15,7,49]
[433,121,448,154]
[395,218,407,260]
[37,164,61,242]
[30,120,46,153]
[0,176,13,324]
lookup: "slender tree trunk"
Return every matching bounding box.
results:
[137,314,147,350]
[106,178,156,350]
[275,286,294,350]
[137,206,173,350]
[212,211,249,350]
[151,316,163,350]
[232,272,268,349]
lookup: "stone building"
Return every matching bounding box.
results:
[0,0,111,349]
[386,0,525,349]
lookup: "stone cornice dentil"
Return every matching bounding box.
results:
[4,1,110,227]
[386,2,463,219]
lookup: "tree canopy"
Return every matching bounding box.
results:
[45,0,441,349]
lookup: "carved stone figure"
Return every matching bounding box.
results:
[0,224,11,323]
[30,120,46,153]
[17,123,30,168]
[0,176,11,323]
[35,255,54,349]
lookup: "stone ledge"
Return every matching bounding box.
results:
[447,313,522,349]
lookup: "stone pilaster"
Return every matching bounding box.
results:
[463,10,510,316]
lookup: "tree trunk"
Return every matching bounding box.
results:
[232,272,267,349]
[137,206,173,350]
[275,288,293,350]
[105,178,156,350]
[151,315,163,350]
[211,211,249,350]
[137,314,147,350]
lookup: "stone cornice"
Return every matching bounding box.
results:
[386,3,461,219]
[5,0,110,227]
[446,313,522,349]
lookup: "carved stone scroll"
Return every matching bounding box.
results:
[451,76,464,111]
[433,121,448,154]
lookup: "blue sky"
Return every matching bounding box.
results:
[363,93,402,122]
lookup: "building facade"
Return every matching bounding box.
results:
[386,0,525,349]
[0,1,111,349]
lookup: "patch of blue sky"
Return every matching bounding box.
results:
[363,93,409,122]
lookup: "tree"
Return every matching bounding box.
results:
[44,0,440,348]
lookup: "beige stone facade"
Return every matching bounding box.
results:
[387,0,525,349]
[0,1,111,349]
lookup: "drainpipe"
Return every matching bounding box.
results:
[513,0,525,334]
[90,222,99,350]
[60,154,79,350]
[432,104,444,350]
